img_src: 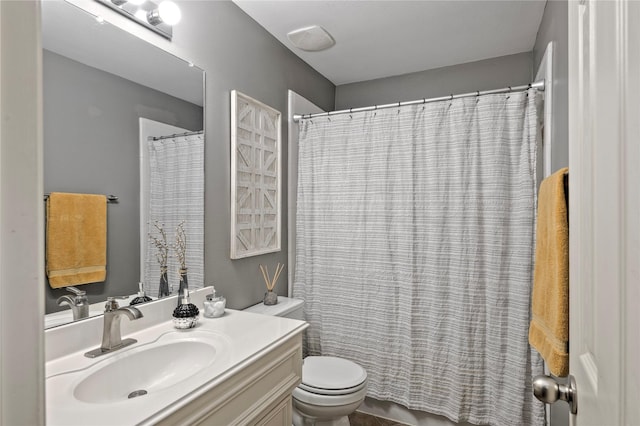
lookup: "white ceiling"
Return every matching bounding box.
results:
[233,0,547,86]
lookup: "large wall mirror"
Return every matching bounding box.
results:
[43,0,205,328]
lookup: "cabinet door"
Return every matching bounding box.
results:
[255,396,292,426]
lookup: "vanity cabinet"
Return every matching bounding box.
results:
[155,333,302,425]
[254,395,292,426]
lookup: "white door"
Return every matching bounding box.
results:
[568,0,640,423]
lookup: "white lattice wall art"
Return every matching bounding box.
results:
[230,90,282,259]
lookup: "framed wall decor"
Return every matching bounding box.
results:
[230,90,282,259]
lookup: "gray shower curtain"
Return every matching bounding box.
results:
[293,90,544,426]
[144,132,204,297]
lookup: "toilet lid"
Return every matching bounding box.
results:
[301,356,367,392]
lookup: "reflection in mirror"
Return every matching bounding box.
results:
[42,0,204,328]
[140,119,204,299]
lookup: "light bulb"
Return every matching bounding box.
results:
[134,9,148,21]
[158,1,181,25]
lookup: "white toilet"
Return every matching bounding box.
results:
[244,297,368,426]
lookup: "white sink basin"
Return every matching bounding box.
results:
[74,338,216,403]
[47,329,230,406]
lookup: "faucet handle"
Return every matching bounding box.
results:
[66,286,86,296]
[104,296,128,312]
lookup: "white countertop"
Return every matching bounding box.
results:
[45,288,307,426]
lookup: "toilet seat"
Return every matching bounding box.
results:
[293,383,368,407]
[297,356,368,396]
[299,380,366,395]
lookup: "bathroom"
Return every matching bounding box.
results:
[1,0,638,425]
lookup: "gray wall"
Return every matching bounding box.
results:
[533,2,570,425]
[335,52,533,109]
[43,50,203,313]
[171,2,335,309]
[534,0,569,173]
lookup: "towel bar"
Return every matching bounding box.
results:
[44,193,118,203]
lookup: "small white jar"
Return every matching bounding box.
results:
[204,290,226,318]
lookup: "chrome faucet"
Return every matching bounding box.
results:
[56,286,89,321]
[84,304,143,358]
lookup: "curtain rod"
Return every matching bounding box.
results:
[149,130,203,141]
[293,80,545,122]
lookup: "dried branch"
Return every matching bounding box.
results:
[173,221,187,270]
[148,221,168,268]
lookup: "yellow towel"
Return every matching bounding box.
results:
[46,192,107,288]
[529,167,569,377]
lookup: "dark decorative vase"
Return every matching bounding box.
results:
[158,266,170,298]
[263,290,278,306]
[177,268,188,307]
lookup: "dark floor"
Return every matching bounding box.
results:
[348,411,410,426]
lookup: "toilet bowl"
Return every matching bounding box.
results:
[292,355,367,426]
[244,297,368,426]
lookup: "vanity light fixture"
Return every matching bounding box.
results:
[95,0,181,40]
[147,1,182,26]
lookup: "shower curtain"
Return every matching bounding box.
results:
[144,132,204,296]
[293,90,544,426]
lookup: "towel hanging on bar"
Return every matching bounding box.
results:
[529,168,570,377]
[46,192,108,288]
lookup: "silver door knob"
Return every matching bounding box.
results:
[532,374,577,415]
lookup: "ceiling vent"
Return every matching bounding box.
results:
[287,25,335,52]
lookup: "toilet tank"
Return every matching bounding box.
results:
[243,296,304,320]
